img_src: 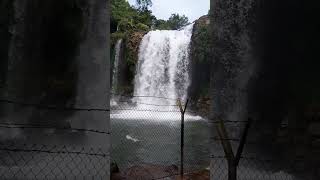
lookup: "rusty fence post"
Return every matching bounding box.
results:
[178,99,189,179]
[215,118,252,180]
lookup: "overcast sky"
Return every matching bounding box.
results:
[127,0,210,22]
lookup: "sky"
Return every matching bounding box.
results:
[127,0,210,22]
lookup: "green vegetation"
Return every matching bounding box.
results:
[111,0,192,95]
[111,0,190,35]
[111,0,153,32]
[111,0,154,45]
[155,14,189,30]
[135,0,152,10]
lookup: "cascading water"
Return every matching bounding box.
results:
[111,24,207,172]
[133,24,194,109]
[111,24,201,120]
[111,39,122,106]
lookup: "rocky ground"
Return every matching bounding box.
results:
[111,164,209,180]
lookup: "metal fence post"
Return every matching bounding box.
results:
[178,99,189,179]
[216,118,252,180]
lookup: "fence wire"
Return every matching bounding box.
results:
[209,118,315,180]
[111,95,210,179]
[0,94,110,179]
[1,90,314,179]
[210,156,300,180]
[0,144,109,179]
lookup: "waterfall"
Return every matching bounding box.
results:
[133,24,194,108]
[112,39,123,93]
[111,39,122,106]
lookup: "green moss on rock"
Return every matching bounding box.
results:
[188,15,211,112]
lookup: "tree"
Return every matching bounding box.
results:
[154,14,189,30]
[111,0,136,32]
[111,0,189,32]
[111,0,154,33]
[167,14,189,30]
[133,9,156,28]
[154,19,170,30]
[135,0,152,11]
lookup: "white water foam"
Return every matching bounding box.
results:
[111,24,204,121]
[133,24,194,110]
[111,39,123,106]
[111,109,203,122]
[126,135,140,142]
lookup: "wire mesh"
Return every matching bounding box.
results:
[111,95,210,179]
[1,90,313,179]
[209,118,311,180]
[0,144,109,179]
[0,95,110,179]
[210,156,301,180]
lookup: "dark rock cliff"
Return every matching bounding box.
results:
[111,31,146,95]
[0,0,13,117]
[210,0,320,178]
[0,0,87,127]
[0,1,110,177]
[0,0,109,134]
[188,15,211,114]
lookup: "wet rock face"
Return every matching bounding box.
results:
[126,31,146,63]
[19,0,86,103]
[0,0,89,126]
[210,0,320,177]
[0,0,110,176]
[251,2,320,175]
[0,0,109,127]
[0,0,13,117]
[117,31,146,95]
[0,0,13,87]
[210,0,256,123]
[188,15,211,111]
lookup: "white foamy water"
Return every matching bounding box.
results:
[111,109,203,122]
[126,135,140,142]
[133,24,194,109]
[111,24,203,121]
[111,39,123,106]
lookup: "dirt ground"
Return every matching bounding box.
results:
[111,164,209,180]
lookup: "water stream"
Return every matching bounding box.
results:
[111,24,209,171]
[133,24,194,109]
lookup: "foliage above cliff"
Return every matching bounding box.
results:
[110,0,193,95]
[154,14,189,30]
[111,0,155,33]
[111,0,189,34]
[135,0,152,10]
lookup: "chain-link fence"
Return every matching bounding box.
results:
[209,119,314,180]
[0,144,109,179]
[2,93,315,180]
[111,95,305,180]
[210,156,300,180]
[111,95,210,179]
[0,97,110,179]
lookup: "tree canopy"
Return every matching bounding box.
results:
[167,14,189,30]
[135,0,152,10]
[111,0,190,37]
[155,14,189,30]
[111,0,155,33]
